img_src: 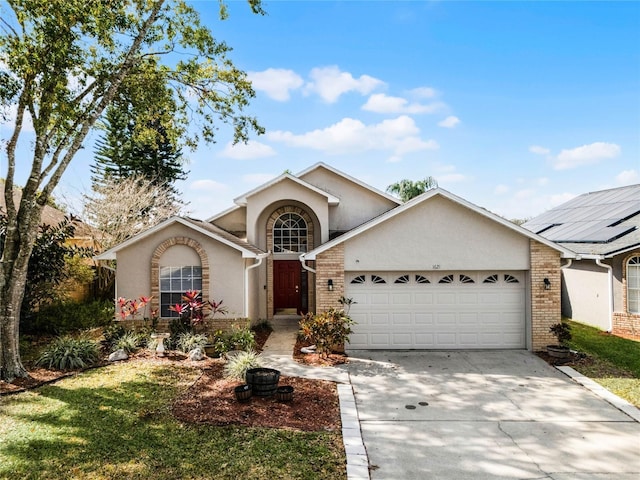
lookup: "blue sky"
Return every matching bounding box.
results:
[8,1,640,221]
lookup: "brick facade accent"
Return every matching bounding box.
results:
[150,237,210,316]
[119,317,249,335]
[265,206,315,319]
[613,252,640,340]
[530,240,562,350]
[315,243,345,312]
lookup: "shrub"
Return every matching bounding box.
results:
[228,325,257,352]
[299,308,355,356]
[176,332,209,353]
[102,322,126,350]
[550,322,572,346]
[23,299,115,335]
[114,331,145,354]
[36,336,101,370]
[223,350,263,380]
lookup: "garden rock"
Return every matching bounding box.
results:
[189,347,204,361]
[108,349,128,362]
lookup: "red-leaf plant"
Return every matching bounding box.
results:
[169,290,228,329]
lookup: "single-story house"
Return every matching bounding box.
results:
[523,183,640,340]
[96,162,576,351]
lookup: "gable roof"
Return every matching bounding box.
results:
[233,173,340,207]
[523,184,640,257]
[94,216,266,260]
[304,187,576,260]
[297,162,402,205]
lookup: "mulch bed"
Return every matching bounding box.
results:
[172,362,340,431]
[1,327,344,433]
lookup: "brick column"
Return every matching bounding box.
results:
[530,240,562,350]
[315,244,345,312]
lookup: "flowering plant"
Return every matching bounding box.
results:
[169,290,228,327]
[117,295,158,329]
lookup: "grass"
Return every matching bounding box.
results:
[0,362,346,480]
[566,320,640,407]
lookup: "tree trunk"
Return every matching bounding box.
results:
[0,204,41,382]
[0,288,29,382]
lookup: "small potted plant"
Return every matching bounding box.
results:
[547,321,572,359]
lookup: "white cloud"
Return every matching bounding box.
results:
[409,87,438,99]
[304,66,385,103]
[549,192,577,208]
[362,93,446,114]
[438,116,460,128]
[554,142,621,170]
[190,179,228,191]
[267,115,438,159]
[529,145,550,155]
[494,184,510,195]
[242,173,277,185]
[220,140,276,160]
[616,169,639,185]
[247,68,304,101]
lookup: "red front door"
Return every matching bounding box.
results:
[274,260,301,313]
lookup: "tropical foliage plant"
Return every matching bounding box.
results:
[36,336,101,370]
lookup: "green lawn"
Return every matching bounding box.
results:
[566,320,640,407]
[0,362,345,480]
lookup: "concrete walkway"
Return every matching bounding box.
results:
[260,316,370,480]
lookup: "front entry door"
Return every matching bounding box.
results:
[274,260,301,314]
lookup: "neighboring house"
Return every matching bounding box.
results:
[96,162,576,351]
[523,184,640,340]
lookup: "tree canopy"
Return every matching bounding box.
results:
[387,177,439,202]
[0,0,264,381]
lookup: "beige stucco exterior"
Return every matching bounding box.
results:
[561,260,611,331]
[344,195,530,271]
[114,222,247,318]
[99,162,572,349]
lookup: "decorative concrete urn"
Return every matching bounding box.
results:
[150,332,171,357]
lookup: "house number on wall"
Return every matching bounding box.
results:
[432,264,441,270]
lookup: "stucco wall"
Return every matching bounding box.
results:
[115,223,246,318]
[561,260,611,331]
[343,195,530,271]
[300,166,398,233]
[211,206,247,237]
[245,179,330,245]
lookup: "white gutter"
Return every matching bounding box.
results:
[299,253,316,274]
[244,252,270,318]
[595,258,614,332]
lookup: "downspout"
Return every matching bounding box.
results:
[244,252,270,319]
[595,258,614,332]
[299,253,316,274]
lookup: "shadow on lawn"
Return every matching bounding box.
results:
[0,363,346,480]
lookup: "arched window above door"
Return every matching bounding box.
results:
[273,213,308,253]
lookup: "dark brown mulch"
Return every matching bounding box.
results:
[1,327,344,433]
[293,337,349,367]
[171,362,340,432]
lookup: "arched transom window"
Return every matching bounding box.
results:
[627,256,640,314]
[274,213,308,253]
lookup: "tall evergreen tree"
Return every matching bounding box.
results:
[91,67,188,197]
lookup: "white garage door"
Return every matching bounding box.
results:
[345,271,526,349]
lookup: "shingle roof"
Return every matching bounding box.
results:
[522,184,640,257]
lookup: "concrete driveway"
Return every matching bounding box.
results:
[344,350,640,480]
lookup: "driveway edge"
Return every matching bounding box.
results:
[338,382,370,480]
[556,365,640,422]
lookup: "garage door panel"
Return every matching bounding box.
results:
[392,313,411,325]
[415,313,434,324]
[346,270,526,350]
[415,293,434,305]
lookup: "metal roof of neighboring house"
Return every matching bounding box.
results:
[522,183,640,257]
